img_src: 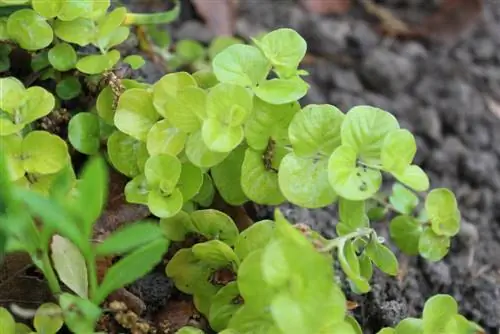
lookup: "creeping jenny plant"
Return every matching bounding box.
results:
[0,0,485,332]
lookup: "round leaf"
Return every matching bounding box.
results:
[148,188,183,218]
[381,129,416,173]
[185,130,229,168]
[423,295,458,334]
[123,55,145,69]
[341,106,400,164]
[178,162,203,201]
[0,77,26,112]
[33,303,64,333]
[0,307,15,334]
[144,154,181,193]
[190,209,239,245]
[328,145,382,201]
[392,164,430,192]
[23,131,68,175]
[212,44,270,87]
[124,174,149,205]
[278,153,337,208]
[425,188,461,237]
[160,211,196,241]
[389,215,422,255]
[114,88,160,141]
[7,9,53,50]
[202,119,244,153]
[147,119,187,156]
[254,28,306,71]
[418,227,450,262]
[209,282,242,332]
[48,43,77,71]
[389,183,419,215]
[18,86,55,124]
[253,77,308,105]
[32,0,63,18]
[53,17,95,46]
[192,239,239,268]
[76,50,120,74]
[107,131,149,178]
[206,83,253,126]
[288,104,345,157]
[56,76,82,100]
[210,145,248,205]
[241,148,285,205]
[68,112,101,155]
[234,220,275,260]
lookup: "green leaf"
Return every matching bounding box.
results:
[395,318,423,333]
[288,104,345,157]
[202,119,244,153]
[51,235,88,298]
[166,248,215,295]
[193,239,239,268]
[123,55,145,69]
[338,198,369,230]
[227,305,280,334]
[7,9,53,50]
[148,188,184,218]
[59,293,101,333]
[190,209,239,245]
[358,253,373,280]
[146,119,187,156]
[76,50,120,74]
[0,77,25,112]
[389,215,422,255]
[107,131,149,178]
[68,112,101,155]
[209,282,242,332]
[177,162,203,201]
[185,130,229,168]
[381,129,416,174]
[114,88,160,142]
[0,134,24,181]
[56,76,82,100]
[341,106,400,164]
[144,154,181,193]
[422,295,458,334]
[328,145,382,201]
[53,17,95,46]
[418,227,450,262]
[0,307,15,334]
[124,174,149,205]
[271,293,308,334]
[57,0,94,20]
[338,241,370,293]
[32,0,63,18]
[208,36,243,60]
[278,153,337,208]
[253,28,306,72]
[33,303,64,334]
[241,147,286,205]
[193,69,219,89]
[176,39,205,62]
[253,77,308,105]
[389,183,419,215]
[192,173,215,207]
[212,44,270,87]
[234,219,275,260]
[22,131,69,175]
[392,165,430,192]
[425,188,461,237]
[176,327,205,334]
[206,83,253,126]
[14,323,32,334]
[377,329,396,334]
[48,43,77,71]
[159,211,196,241]
[94,237,169,304]
[18,86,55,123]
[364,239,399,276]
[211,145,248,205]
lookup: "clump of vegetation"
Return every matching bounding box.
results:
[0,0,485,333]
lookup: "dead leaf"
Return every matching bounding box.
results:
[51,235,88,298]
[192,0,237,36]
[346,300,359,310]
[301,0,352,15]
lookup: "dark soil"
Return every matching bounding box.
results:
[121,0,500,332]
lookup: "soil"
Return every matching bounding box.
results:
[2,0,500,333]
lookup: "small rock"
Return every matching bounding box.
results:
[175,20,215,44]
[332,67,363,93]
[429,136,466,174]
[472,37,496,62]
[413,107,442,142]
[360,48,417,95]
[400,41,428,61]
[348,21,380,56]
[461,150,498,186]
[308,19,351,57]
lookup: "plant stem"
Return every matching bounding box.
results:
[41,251,62,296]
[85,250,98,300]
[319,227,374,253]
[123,1,180,26]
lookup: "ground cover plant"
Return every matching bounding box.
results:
[0,0,488,333]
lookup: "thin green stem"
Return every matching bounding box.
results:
[84,249,98,300]
[370,195,398,214]
[319,227,374,253]
[40,251,62,296]
[123,0,180,26]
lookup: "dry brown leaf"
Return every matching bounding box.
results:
[192,0,237,36]
[301,0,352,15]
